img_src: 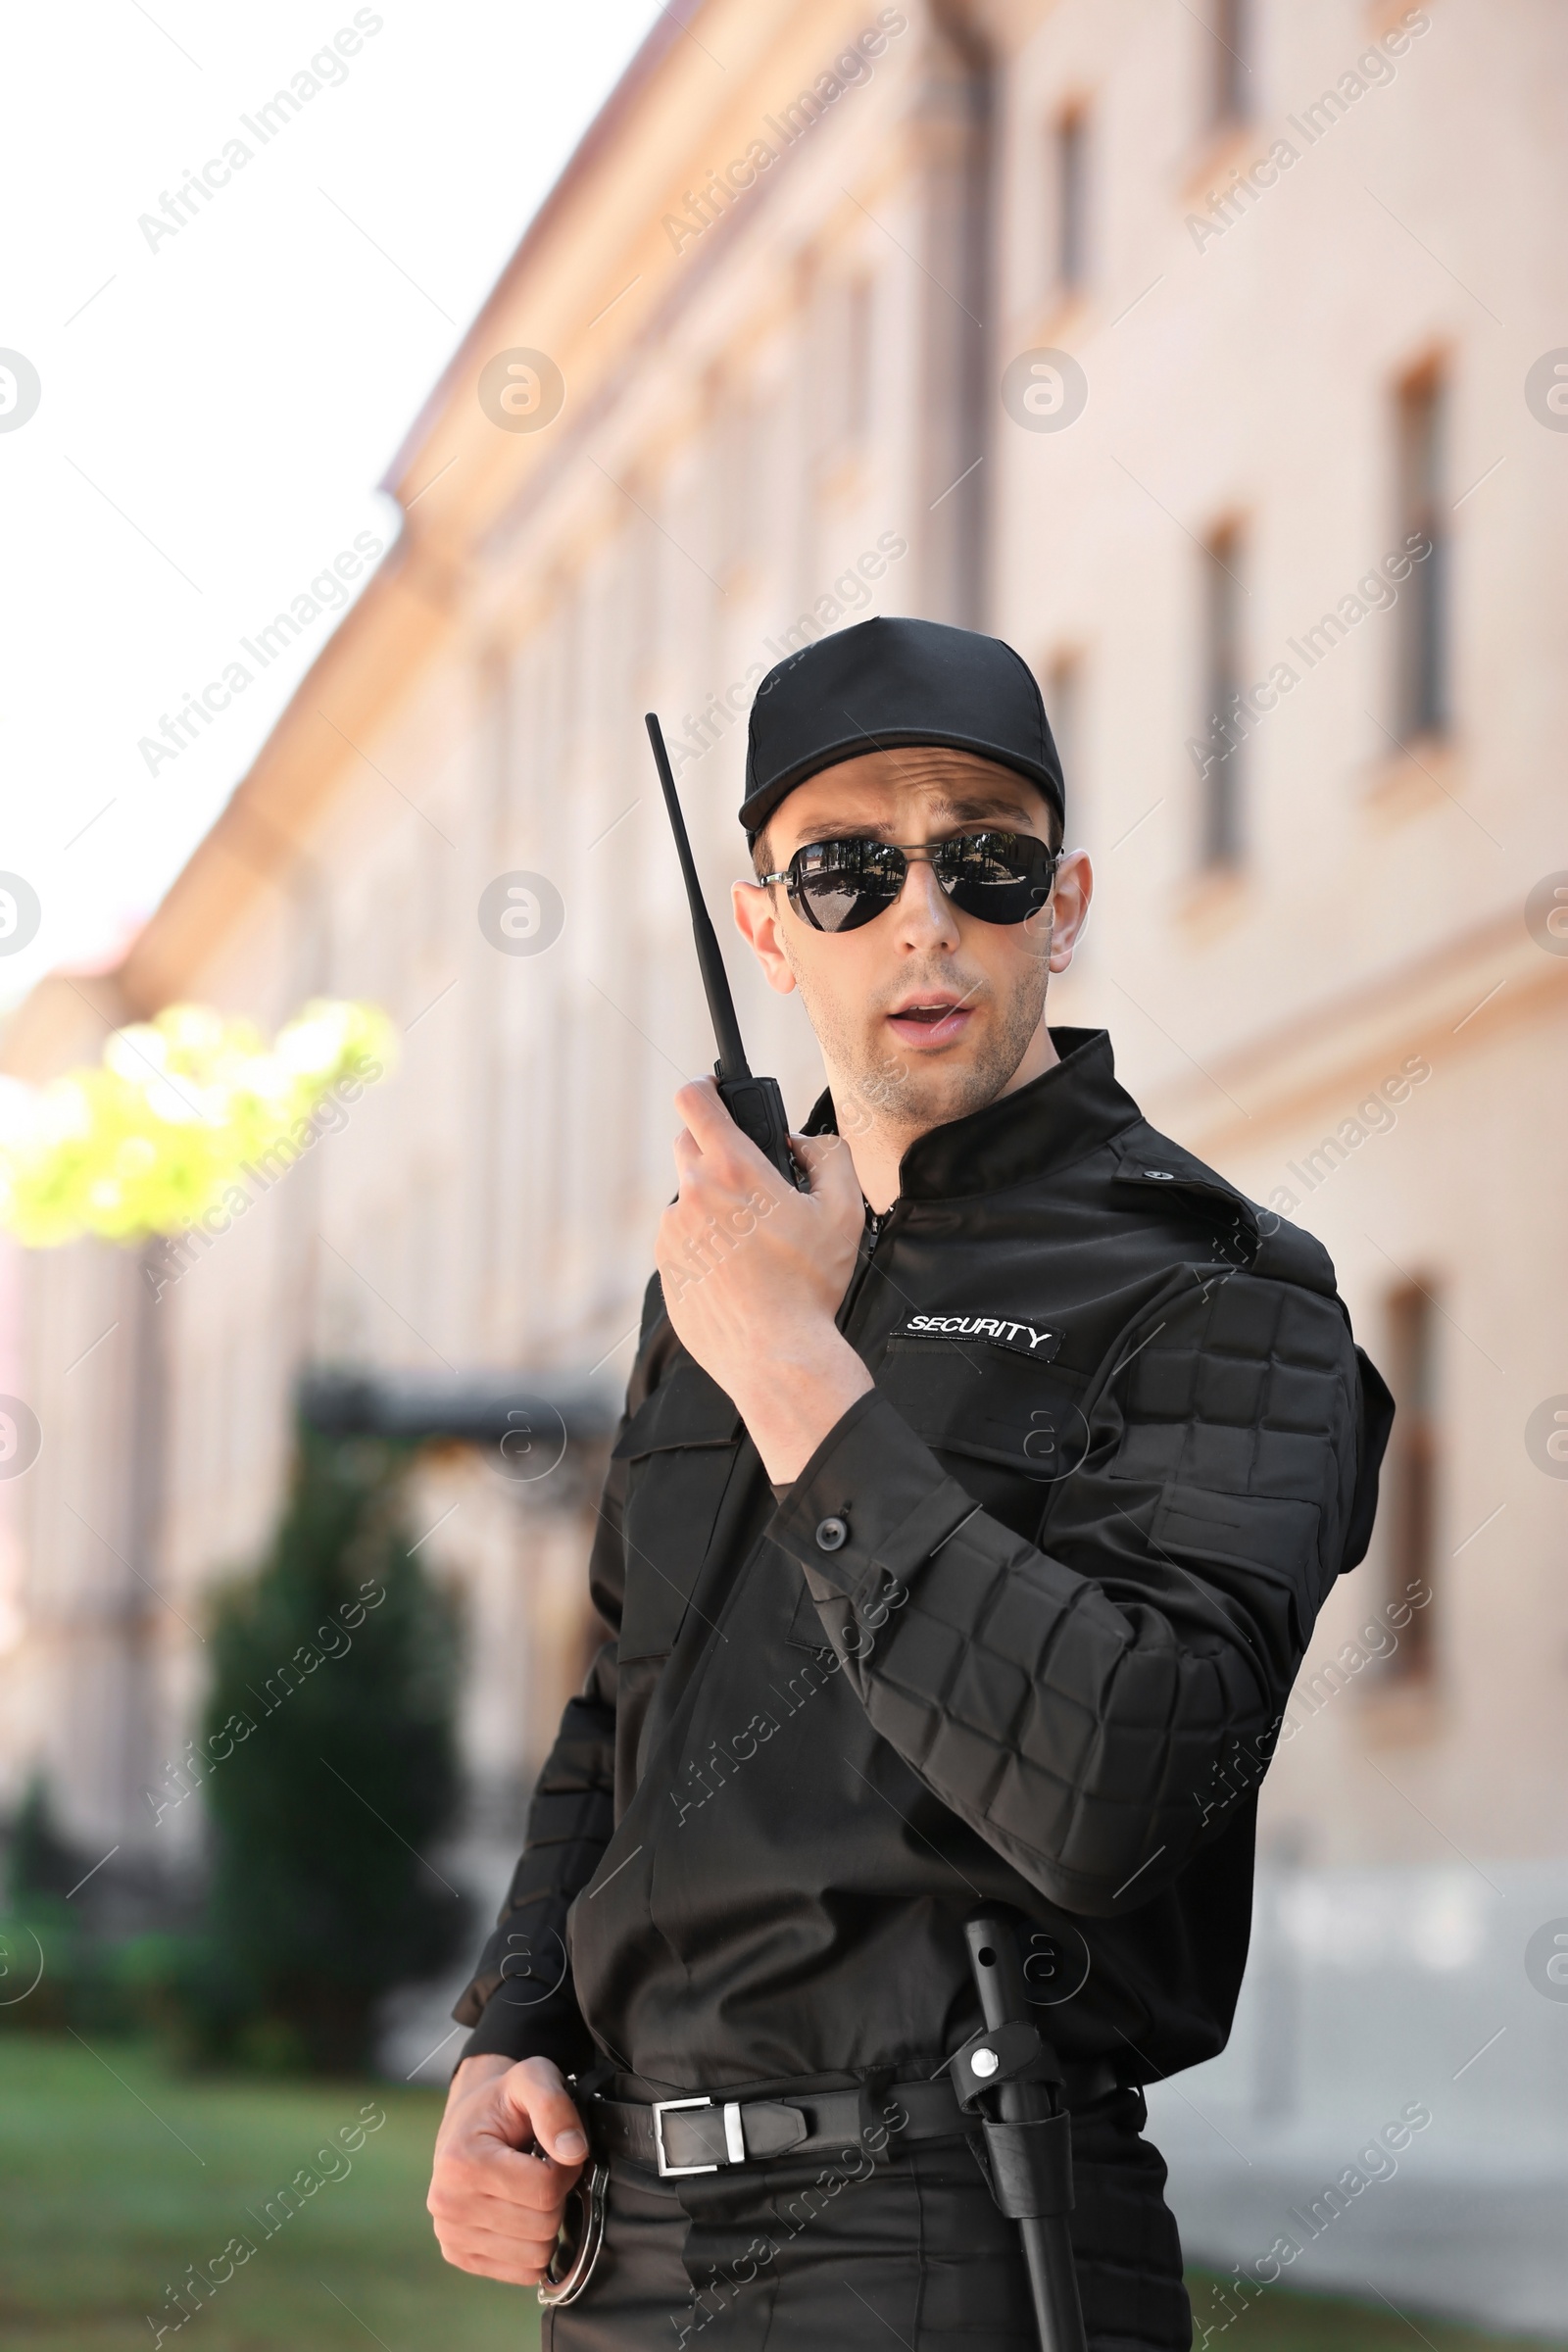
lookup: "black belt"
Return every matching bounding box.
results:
[583,2058,1120,2179]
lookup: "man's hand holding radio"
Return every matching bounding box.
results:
[657,1078,872,1485]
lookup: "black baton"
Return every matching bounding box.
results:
[956,1909,1088,2352]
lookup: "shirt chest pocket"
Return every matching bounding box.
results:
[877,1335,1092,1488]
[783,1338,1091,1655]
[612,1360,745,1662]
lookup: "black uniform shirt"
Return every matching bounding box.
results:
[455,1029,1391,2096]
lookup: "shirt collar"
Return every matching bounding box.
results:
[802,1027,1143,1201]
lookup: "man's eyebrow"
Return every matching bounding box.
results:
[787,818,894,843]
[785,797,1036,846]
[925,794,1038,823]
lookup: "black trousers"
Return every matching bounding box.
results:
[544,2087,1191,2352]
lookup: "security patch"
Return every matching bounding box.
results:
[897,1313,1063,1361]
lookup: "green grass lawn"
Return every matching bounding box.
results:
[1184,2273,1563,2352]
[0,2034,1556,2351]
[0,2034,537,2352]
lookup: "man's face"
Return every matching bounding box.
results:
[732,747,1092,1140]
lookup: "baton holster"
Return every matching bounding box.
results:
[946,2016,1075,2222]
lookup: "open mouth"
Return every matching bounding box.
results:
[884,995,975,1050]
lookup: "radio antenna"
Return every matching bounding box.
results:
[644,711,801,1187]
[645,712,750,1085]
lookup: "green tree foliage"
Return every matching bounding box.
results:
[6,1775,86,1905]
[0,998,396,1248]
[192,1429,468,2073]
[0,1776,105,2034]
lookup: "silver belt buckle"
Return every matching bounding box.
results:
[537,2158,610,2309]
[652,2093,718,2177]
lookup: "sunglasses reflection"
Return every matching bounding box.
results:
[774,831,1060,934]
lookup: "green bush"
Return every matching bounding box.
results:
[0,1779,101,2034]
[178,1428,470,2073]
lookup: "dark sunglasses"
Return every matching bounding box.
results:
[760,829,1060,934]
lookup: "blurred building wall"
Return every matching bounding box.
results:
[1,0,1564,1965]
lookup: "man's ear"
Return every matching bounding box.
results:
[1046,849,1093,972]
[731,878,799,997]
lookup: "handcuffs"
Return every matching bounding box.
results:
[537,2156,610,2308]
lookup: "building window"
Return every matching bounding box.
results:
[1054,106,1089,292]
[1384,1284,1439,1682]
[1208,0,1253,127]
[811,273,876,472]
[1396,366,1448,741]
[708,388,753,585]
[845,276,874,446]
[1044,651,1082,844]
[625,501,660,687]
[1199,523,1246,868]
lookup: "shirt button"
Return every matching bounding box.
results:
[814,1515,849,1553]
[1144,1168,1174,1181]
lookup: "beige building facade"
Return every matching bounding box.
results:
[2,0,1565,2179]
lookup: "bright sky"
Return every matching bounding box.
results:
[0,0,664,1016]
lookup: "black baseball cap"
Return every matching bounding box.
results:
[740,615,1065,840]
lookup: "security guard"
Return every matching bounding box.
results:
[427,617,1393,2351]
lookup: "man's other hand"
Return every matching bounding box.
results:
[427,2053,587,2286]
[657,1077,873,1484]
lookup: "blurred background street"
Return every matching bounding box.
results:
[1,1,1564,2345]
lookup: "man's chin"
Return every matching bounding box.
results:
[847,1032,1020,1133]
